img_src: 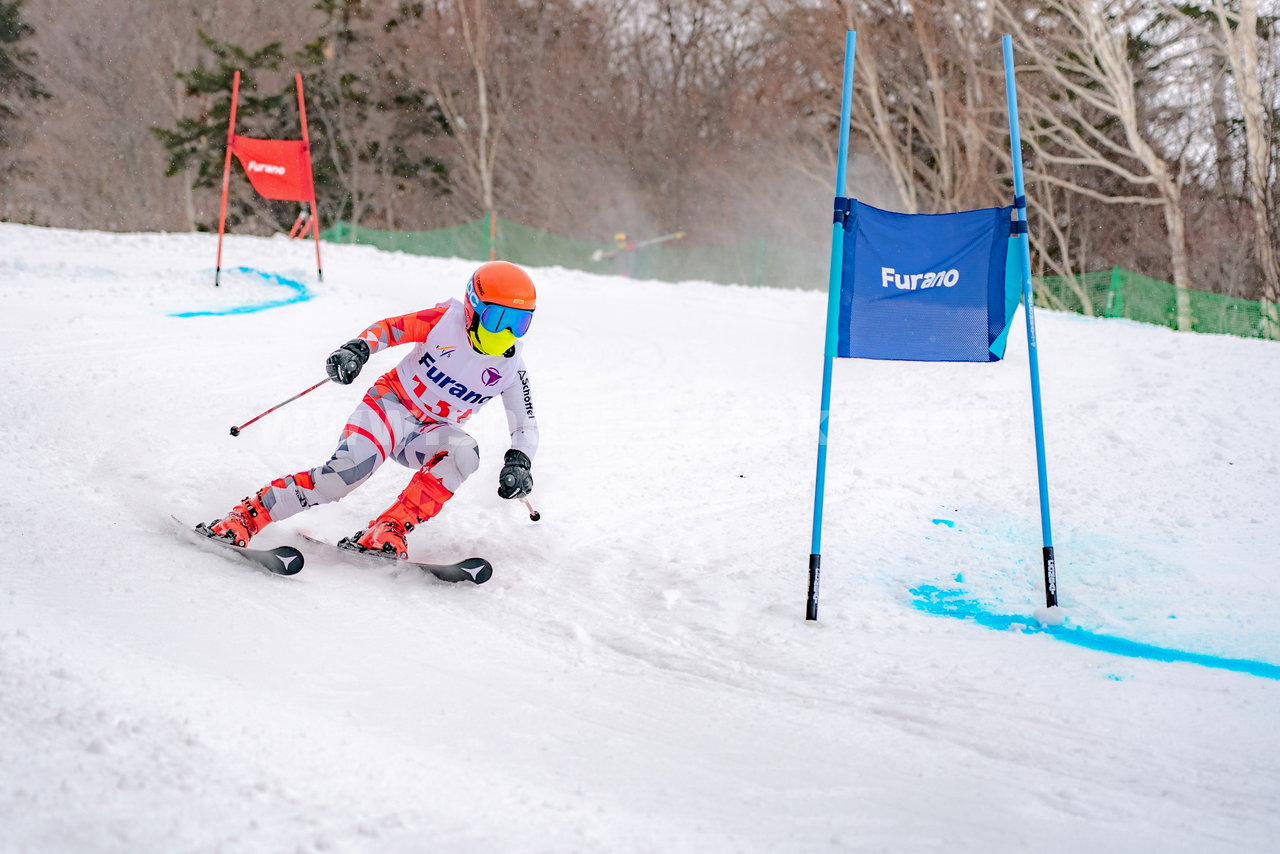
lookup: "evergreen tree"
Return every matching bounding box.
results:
[298,0,450,232]
[0,0,48,153]
[150,32,292,232]
[152,2,448,234]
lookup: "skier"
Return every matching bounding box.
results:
[207,260,539,559]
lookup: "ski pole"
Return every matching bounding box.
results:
[521,498,541,522]
[229,378,331,437]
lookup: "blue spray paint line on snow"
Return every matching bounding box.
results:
[171,267,311,317]
[910,585,1280,681]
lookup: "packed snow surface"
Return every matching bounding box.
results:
[2,224,1277,852]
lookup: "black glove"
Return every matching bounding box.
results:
[325,339,370,385]
[498,449,533,499]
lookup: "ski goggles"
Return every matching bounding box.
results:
[467,285,534,337]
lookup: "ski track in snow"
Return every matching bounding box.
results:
[1,224,1278,853]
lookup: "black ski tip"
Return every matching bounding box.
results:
[268,546,305,575]
[301,530,491,585]
[459,557,493,585]
[182,517,304,576]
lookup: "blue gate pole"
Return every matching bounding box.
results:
[1002,35,1059,608]
[807,31,857,621]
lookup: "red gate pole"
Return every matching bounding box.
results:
[295,73,323,282]
[214,70,241,287]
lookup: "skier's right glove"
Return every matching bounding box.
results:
[325,339,370,385]
[497,449,533,499]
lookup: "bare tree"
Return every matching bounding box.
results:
[300,0,443,234]
[756,1,1010,215]
[998,0,1200,328]
[1207,0,1278,319]
[394,0,513,237]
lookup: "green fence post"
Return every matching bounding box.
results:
[1263,299,1280,341]
[1106,265,1121,318]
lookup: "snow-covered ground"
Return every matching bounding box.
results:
[2,223,1277,853]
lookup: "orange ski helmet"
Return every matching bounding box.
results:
[464,261,537,355]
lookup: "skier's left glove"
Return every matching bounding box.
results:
[497,449,533,499]
[325,339,370,385]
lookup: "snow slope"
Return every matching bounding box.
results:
[1,223,1277,853]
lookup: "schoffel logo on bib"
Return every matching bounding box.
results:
[881,266,959,291]
[481,367,502,387]
[517,370,534,418]
[247,160,287,176]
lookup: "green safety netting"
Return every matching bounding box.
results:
[322,219,1278,341]
[322,217,827,291]
[1035,266,1278,341]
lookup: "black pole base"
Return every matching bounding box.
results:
[1042,546,1058,608]
[806,553,821,621]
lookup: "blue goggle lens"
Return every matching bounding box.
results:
[468,287,533,337]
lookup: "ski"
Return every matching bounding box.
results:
[297,531,492,585]
[174,516,304,576]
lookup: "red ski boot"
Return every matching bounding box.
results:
[210,490,273,547]
[353,471,454,559]
[354,517,413,559]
